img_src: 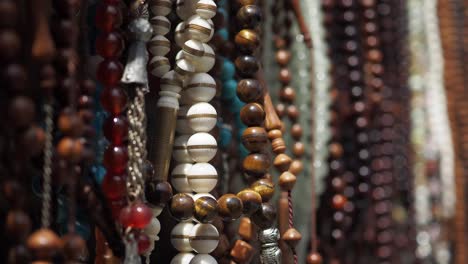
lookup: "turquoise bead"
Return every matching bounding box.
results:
[218,124,233,150]
[216,28,229,41]
[222,79,237,100]
[229,96,245,113]
[218,8,228,21]
[94,165,106,184]
[221,59,235,81]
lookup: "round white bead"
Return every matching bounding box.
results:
[171,222,195,252]
[185,73,216,102]
[150,56,171,77]
[150,0,172,16]
[173,135,193,162]
[151,16,171,35]
[175,58,196,79]
[144,218,161,240]
[189,254,217,264]
[187,102,217,132]
[176,105,194,134]
[161,70,183,94]
[187,132,217,162]
[196,0,217,19]
[148,35,171,56]
[175,22,188,47]
[171,163,193,193]
[189,223,219,254]
[151,206,163,217]
[176,0,194,20]
[183,40,205,62]
[192,193,216,201]
[187,15,213,42]
[194,44,215,73]
[187,162,218,193]
[171,253,195,264]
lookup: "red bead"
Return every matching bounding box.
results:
[100,86,127,115]
[96,32,124,59]
[102,172,127,200]
[119,202,153,228]
[109,198,127,219]
[97,59,123,86]
[95,3,122,33]
[103,115,128,145]
[136,232,151,254]
[103,145,128,173]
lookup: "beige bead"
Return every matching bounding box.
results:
[187,162,218,193]
[150,0,172,16]
[183,39,205,62]
[149,35,171,56]
[189,254,218,264]
[187,132,217,162]
[171,163,193,193]
[175,22,189,47]
[187,15,213,43]
[151,16,171,35]
[187,102,217,132]
[189,223,219,254]
[194,43,215,73]
[150,56,171,77]
[171,222,195,252]
[196,0,217,19]
[185,73,216,102]
[171,252,195,264]
[161,70,183,93]
[175,58,196,79]
[176,105,195,134]
[173,135,193,163]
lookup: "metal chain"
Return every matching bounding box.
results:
[41,103,54,228]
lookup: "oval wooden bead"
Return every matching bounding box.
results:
[237,189,262,215]
[171,222,195,252]
[235,55,259,77]
[273,153,292,172]
[293,142,305,157]
[171,163,193,193]
[150,16,171,35]
[236,5,262,28]
[243,153,270,176]
[187,162,218,193]
[282,228,302,249]
[235,29,260,53]
[9,96,35,128]
[287,105,299,120]
[150,56,171,77]
[173,135,193,163]
[288,159,303,175]
[169,193,195,221]
[27,228,63,260]
[217,194,243,221]
[196,0,217,19]
[189,223,219,254]
[291,124,302,140]
[240,103,265,126]
[149,35,171,56]
[241,126,268,152]
[279,171,297,191]
[275,50,291,66]
[251,178,275,202]
[171,252,195,264]
[332,194,347,210]
[251,202,276,229]
[187,102,217,132]
[189,254,217,264]
[194,196,219,223]
[237,79,263,103]
[150,0,172,16]
[176,106,194,134]
[187,132,217,162]
[194,43,215,72]
[187,15,213,42]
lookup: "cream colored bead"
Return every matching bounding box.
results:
[161,70,183,93]
[187,162,218,193]
[194,44,215,73]
[183,40,205,62]
[187,132,217,162]
[175,22,188,47]
[150,56,171,77]
[148,35,171,56]
[171,222,195,252]
[187,102,217,132]
[151,16,171,35]
[144,218,161,240]
[176,106,194,134]
[171,163,193,193]
[189,254,217,264]
[171,253,195,264]
[150,0,172,16]
[196,0,217,19]
[187,15,213,42]
[151,206,163,217]
[185,73,216,102]
[176,0,192,20]
[175,58,196,80]
[173,135,193,162]
[189,223,219,254]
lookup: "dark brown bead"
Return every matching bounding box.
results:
[169,193,194,221]
[332,194,347,210]
[8,245,30,264]
[279,86,295,102]
[194,196,219,223]
[0,30,20,61]
[230,239,254,263]
[0,1,18,27]
[287,105,299,120]
[307,253,323,264]
[237,189,262,215]
[78,95,94,109]
[6,210,31,241]
[237,0,257,5]
[240,103,265,126]
[251,179,274,202]
[62,233,86,260]
[27,228,63,260]
[243,153,270,176]
[275,103,286,117]
[292,142,305,157]
[279,171,297,191]
[19,126,45,157]
[278,68,291,84]
[58,109,84,137]
[81,79,96,95]
[236,5,262,28]
[275,50,291,66]
[235,55,259,77]
[145,180,173,207]
[237,79,263,103]
[9,96,35,128]
[291,124,302,140]
[235,29,260,54]
[79,109,94,124]
[251,202,276,229]
[212,234,230,258]
[143,160,155,178]
[282,228,302,248]
[273,153,292,172]
[4,63,27,93]
[241,127,268,152]
[218,194,243,221]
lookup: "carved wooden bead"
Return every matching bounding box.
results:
[282,228,302,249]
[150,0,172,16]
[190,223,219,253]
[251,178,275,202]
[196,0,217,19]
[235,55,259,77]
[237,189,262,215]
[189,254,217,264]
[279,171,297,191]
[243,153,270,176]
[238,217,254,241]
[187,132,217,162]
[187,102,217,132]
[187,162,218,193]
[149,35,171,56]
[150,56,171,77]
[273,153,292,172]
[235,29,260,53]
[291,124,302,140]
[173,135,192,163]
[194,43,215,72]
[236,5,262,28]
[151,16,171,35]
[293,142,305,157]
[275,50,291,66]
[218,194,243,221]
[268,129,286,153]
[306,253,323,264]
[251,202,276,229]
[171,163,193,193]
[169,193,195,221]
[171,222,195,252]
[194,196,219,223]
[186,73,217,102]
[240,103,265,126]
[187,15,213,42]
[27,228,63,260]
[237,79,263,103]
[230,240,254,263]
[6,210,31,241]
[171,252,195,264]
[241,126,268,152]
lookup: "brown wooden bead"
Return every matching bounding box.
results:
[62,233,86,261]
[169,193,194,221]
[237,0,257,5]
[237,189,262,215]
[236,5,262,29]
[273,153,292,172]
[288,159,303,175]
[212,216,225,233]
[278,68,291,84]
[282,228,302,248]
[268,129,286,153]
[194,196,219,223]
[251,179,274,202]
[0,30,21,61]
[287,105,299,120]
[0,1,18,28]
[275,103,286,117]
[237,79,263,103]
[27,228,63,260]
[8,96,35,128]
[240,103,265,126]
[243,153,270,176]
[251,203,276,229]
[57,137,83,162]
[20,126,46,157]
[331,177,345,192]
[58,109,84,137]
[230,239,254,263]
[218,194,243,221]
[293,142,305,157]
[279,86,295,102]
[241,127,268,152]
[238,217,254,241]
[329,142,343,158]
[332,194,347,210]
[4,63,27,93]
[235,29,260,53]
[279,171,297,191]
[307,253,323,264]
[6,210,31,241]
[291,124,302,140]
[235,55,259,77]
[275,50,291,66]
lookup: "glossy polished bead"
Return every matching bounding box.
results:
[235,55,259,77]
[288,159,303,175]
[183,39,205,62]
[230,239,254,263]
[287,105,299,120]
[57,137,82,162]
[100,86,127,115]
[150,0,172,16]
[102,172,127,199]
[241,127,268,152]
[149,35,171,56]
[95,3,122,32]
[291,124,302,140]
[293,142,305,156]
[173,135,192,162]
[251,178,274,202]
[187,162,218,193]
[187,102,217,132]
[217,194,243,221]
[62,233,86,260]
[306,253,323,264]
[171,163,193,193]
[237,189,262,215]
[236,5,262,28]
[279,86,295,103]
[251,202,276,229]
[276,50,291,66]
[194,196,219,223]
[175,58,196,79]
[235,29,260,53]
[150,56,171,77]
[9,96,34,128]
[279,171,297,191]
[171,252,195,264]
[273,153,292,172]
[103,115,128,144]
[332,194,347,210]
[240,103,264,126]
[186,73,217,102]
[169,193,194,221]
[187,15,213,42]
[282,228,302,248]
[103,145,128,173]
[243,153,270,176]
[96,32,124,59]
[151,15,171,35]
[194,43,215,72]
[237,79,263,103]
[6,210,31,241]
[57,110,83,137]
[136,232,151,254]
[187,132,217,162]
[145,180,173,207]
[119,202,153,228]
[27,228,62,260]
[171,222,195,252]
[189,254,217,264]
[196,0,217,19]
[190,223,219,254]
[97,59,123,86]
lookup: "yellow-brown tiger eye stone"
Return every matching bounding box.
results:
[251,179,274,202]
[242,153,270,176]
[236,189,262,215]
[218,194,243,221]
[235,29,260,54]
[241,126,268,152]
[194,196,219,223]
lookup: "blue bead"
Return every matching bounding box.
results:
[219,125,233,149]
[93,165,106,184]
[221,79,237,101]
[229,96,245,113]
[217,8,228,20]
[221,59,235,81]
[216,28,229,41]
